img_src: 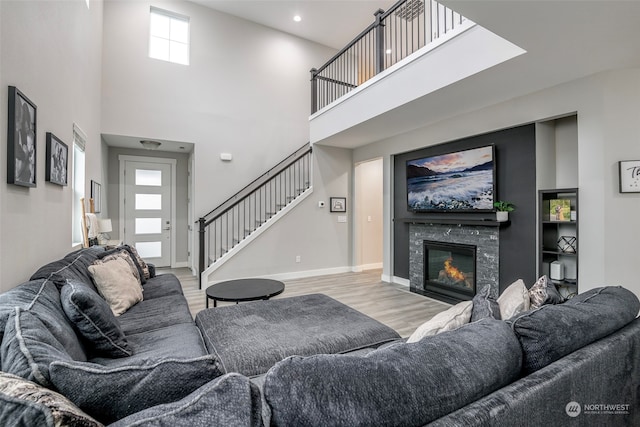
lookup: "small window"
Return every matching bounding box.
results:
[72,124,86,246]
[149,7,190,65]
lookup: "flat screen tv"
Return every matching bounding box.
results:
[407,145,495,212]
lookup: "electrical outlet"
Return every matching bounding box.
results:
[295,255,301,263]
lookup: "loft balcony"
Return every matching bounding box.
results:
[309,0,525,148]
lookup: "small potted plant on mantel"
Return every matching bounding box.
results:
[494,201,515,222]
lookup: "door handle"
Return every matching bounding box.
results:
[164,226,171,230]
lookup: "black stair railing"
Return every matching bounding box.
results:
[311,0,466,113]
[197,143,312,287]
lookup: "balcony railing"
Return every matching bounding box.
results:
[310,0,466,114]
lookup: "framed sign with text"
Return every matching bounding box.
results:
[619,160,640,193]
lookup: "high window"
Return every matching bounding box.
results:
[72,124,86,246]
[149,7,190,66]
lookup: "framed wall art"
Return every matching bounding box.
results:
[91,180,102,213]
[45,132,68,186]
[619,160,640,193]
[330,197,346,213]
[7,86,37,187]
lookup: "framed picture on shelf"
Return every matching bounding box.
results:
[618,160,640,193]
[549,199,571,222]
[45,133,68,186]
[91,180,102,213]
[330,197,346,213]
[7,86,37,187]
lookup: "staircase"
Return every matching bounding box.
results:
[198,143,313,287]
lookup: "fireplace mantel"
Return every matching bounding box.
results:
[397,217,509,227]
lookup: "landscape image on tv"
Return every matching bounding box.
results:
[407,145,494,211]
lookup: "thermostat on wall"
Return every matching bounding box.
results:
[220,153,233,161]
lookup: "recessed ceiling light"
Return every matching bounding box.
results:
[293,15,302,22]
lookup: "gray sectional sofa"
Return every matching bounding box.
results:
[0,246,639,426]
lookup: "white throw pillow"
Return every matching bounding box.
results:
[407,301,473,343]
[89,257,143,316]
[497,279,531,320]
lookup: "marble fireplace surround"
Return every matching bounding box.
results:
[409,221,500,302]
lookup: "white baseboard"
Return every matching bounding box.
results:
[351,262,383,273]
[207,266,352,286]
[173,261,189,268]
[381,275,410,287]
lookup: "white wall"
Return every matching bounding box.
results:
[352,70,640,299]
[100,0,335,219]
[0,0,103,290]
[354,158,383,269]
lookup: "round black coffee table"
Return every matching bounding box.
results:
[205,278,285,308]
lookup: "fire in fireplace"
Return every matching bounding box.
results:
[424,241,477,302]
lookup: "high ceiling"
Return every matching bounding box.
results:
[190,0,396,49]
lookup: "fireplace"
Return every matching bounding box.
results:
[424,241,477,302]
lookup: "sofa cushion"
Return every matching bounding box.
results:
[110,373,262,427]
[470,284,501,322]
[140,274,184,300]
[88,257,143,316]
[117,295,194,336]
[528,275,564,309]
[1,308,77,387]
[507,286,640,374]
[50,355,224,424]
[264,319,522,426]
[92,323,209,367]
[407,301,472,343]
[0,371,102,427]
[30,247,106,292]
[497,279,530,319]
[119,244,150,280]
[60,281,131,358]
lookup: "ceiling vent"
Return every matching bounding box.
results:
[395,0,425,21]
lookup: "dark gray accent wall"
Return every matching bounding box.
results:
[393,124,537,293]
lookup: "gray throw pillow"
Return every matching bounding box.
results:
[110,373,262,427]
[61,281,131,358]
[0,371,102,427]
[508,286,640,374]
[528,275,564,309]
[264,319,522,426]
[470,284,501,322]
[50,355,224,424]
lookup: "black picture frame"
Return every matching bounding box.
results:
[7,86,37,187]
[91,180,102,213]
[618,160,640,193]
[45,132,68,186]
[330,197,347,213]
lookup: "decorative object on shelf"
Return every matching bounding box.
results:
[91,180,102,213]
[7,86,37,187]
[618,160,640,193]
[330,197,346,213]
[493,200,515,222]
[557,236,577,253]
[549,261,564,282]
[549,199,571,221]
[45,132,68,186]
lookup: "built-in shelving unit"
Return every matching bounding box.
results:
[539,188,578,297]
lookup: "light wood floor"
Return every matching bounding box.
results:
[156,268,451,338]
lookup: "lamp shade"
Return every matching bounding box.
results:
[98,219,113,233]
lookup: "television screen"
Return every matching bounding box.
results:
[407,145,495,212]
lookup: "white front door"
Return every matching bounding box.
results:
[123,161,172,267]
